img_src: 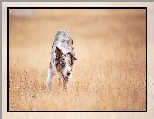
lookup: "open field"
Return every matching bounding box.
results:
[9,9,146,111]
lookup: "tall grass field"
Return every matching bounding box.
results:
[9,9,146,111]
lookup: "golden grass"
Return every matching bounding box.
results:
[9,9,146,111]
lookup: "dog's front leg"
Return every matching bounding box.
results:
[47,62,53,91]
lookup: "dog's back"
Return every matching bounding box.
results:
[51,30,75,60]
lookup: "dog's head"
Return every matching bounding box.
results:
[55,46,77,82]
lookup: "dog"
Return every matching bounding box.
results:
[47,30,77,91]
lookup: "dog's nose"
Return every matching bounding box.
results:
[67,72,71,76]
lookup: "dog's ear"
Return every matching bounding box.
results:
[72,56,77,60]
[55,46,63,59]
[68,52,77,60]
[71,56,77,66]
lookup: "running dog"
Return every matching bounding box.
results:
[47,30,77,91]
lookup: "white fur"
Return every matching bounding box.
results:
[47,30,76,91]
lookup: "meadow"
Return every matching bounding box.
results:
[9,9,146,111]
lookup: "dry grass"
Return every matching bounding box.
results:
[9,9,146,111]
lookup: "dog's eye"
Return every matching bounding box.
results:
[61,63,65,67]
[56,56,60,60]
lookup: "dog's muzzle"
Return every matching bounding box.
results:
[61,73,69,82]
[64,76,69,82]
